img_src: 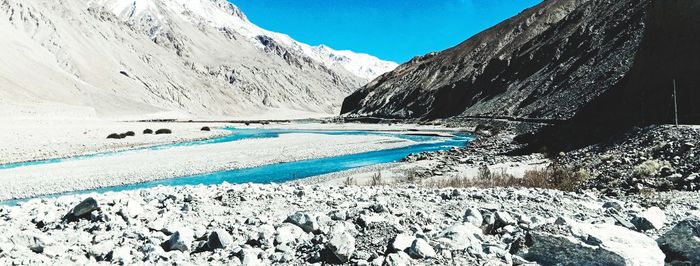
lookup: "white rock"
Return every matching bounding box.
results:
[631,207,666,230]
[408,238,436,258]
[162,229,194,252]
[110,246,133,264]
[327,224,355,263]
[385,252,412,266]
[284,212,319,233]
[390,233,415,252]
[525,221,665,265]
[275,223,307,246]
[463,207,483,227]
[435,224,483,251]
[10,231,54,253]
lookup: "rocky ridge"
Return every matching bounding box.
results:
[0,0,396,118]
[1,183,699,265]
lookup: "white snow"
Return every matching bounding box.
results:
[93,0,397,80]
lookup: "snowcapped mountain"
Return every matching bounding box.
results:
[0,0,396,119]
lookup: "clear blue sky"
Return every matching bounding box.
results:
[232,0,542,63]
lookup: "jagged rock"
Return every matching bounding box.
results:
[275,223,307,246]
[326,224,355,263]
[207,229,233,250]
[463,207,483,227]
[495,211,516,227]
[524,221,665,265]
[435,224,483,251]
[389,233,415,252]
[161,229,194,252]
[602,201,623,211]
[10,231,53,253]
[384,252,412,266]
[284,212,318,233]
[408,238,436,259]
[64,197,99,221]
[656,219,700,264]
[631,207,666,231]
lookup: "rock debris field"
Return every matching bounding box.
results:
[1,183,698,265]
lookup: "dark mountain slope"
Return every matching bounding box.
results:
[342,0,700,149]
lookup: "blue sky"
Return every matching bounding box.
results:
[232,0,542,63]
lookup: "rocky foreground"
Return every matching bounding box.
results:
[1,183,699,265]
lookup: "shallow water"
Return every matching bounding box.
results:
[1,128,473,205]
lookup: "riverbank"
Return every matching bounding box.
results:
[0,119,230,165]
[1,183,697,265]
[0,131,414,201]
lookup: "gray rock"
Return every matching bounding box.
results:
[656,218,700,264]
[161,229,194,252]
[207,229,233,250]
[389,233,415,252]
[602,201,623,211]
[495,211,516,227]
[463,207,483,227]
[524,221,664,265]
[384,252,412,266]
[435,224,483,251]
[284,212,318,233]
[64,197,99,221]
[10,231,53,253]
[408,238,436,258]
[631,207,666,231]
[327,224,355,263]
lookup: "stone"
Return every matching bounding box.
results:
[408,238,436,258]
[327,224,355,263]
[463,207,483,227]
[207,229,233,250]
[121,200,144,218]
[602,201,623,211]
[631,207,666,231]
[384,252,412,266]
[389,233,415,252]
[435,224,483,251]
[161,229,194,252]
[109,247,133,263]
[284,212,318,233]
[356,214,386,227]
[10,231,53,253]
[656,218,700,264]
[275,223,307,246]
[494,211,516,227]
[524,221,665,265]
[64,197,99,221]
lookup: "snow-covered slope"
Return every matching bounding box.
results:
[0,0,396,119]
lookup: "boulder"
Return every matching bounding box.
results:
[143,129,153,134]
[161,229,194,252]
[155,129,172,135]
[631,207,666,231]
[106,133,123,139]
[656,218,700,264]
[201,126,211,131]
[494,211,516,227]
[10,231,53,253]
[327,224,355,263]
[275,223,307,246]
[408,238,436,258]
[284,212,319,233]
[435,224,483,251]
[207,229,233,250]
[463,207,483,227]
[124,131,135,137]
[389,233,415,252]
[385,252,412,266]
[64,197,99,221]
[524,221,665,265]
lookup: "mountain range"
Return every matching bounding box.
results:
[342,0,700,148]
[0,0,397,119]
